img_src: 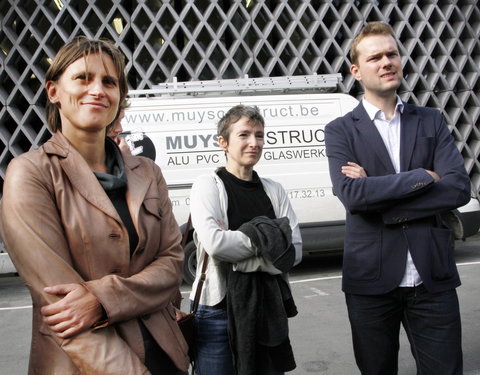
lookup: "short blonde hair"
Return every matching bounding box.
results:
[350,22,399,65]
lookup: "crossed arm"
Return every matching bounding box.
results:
[325,112,470,222]
[41,283,103,338]
[190,174,302,274]
[343,161,440,182]
[1,156,182,373]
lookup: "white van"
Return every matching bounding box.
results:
[122,76,480,284]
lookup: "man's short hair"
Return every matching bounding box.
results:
[350,21,399,65]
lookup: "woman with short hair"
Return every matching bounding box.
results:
[189,104,302,375]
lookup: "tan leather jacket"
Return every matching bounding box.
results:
[0,132,189,374]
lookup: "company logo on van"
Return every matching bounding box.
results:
[163,129,324,152]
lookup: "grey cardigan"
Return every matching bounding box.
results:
[188,171,302,306]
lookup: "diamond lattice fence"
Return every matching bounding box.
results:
[0,0,479,198]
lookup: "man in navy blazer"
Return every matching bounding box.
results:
[325,22,470,374]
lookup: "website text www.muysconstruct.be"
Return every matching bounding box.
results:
[124,103,325,125]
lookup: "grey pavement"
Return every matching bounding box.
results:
[1,233,479,374]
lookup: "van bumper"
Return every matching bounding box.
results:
[457,197,480,239]
[457,210,480,238]
[300,221,345,253]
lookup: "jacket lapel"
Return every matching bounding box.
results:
[44,132,121,222]
[123,154,154,233]
[352,105,396,174]
[400,102,420,172]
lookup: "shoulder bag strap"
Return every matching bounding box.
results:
[183,214,209,314]
[191,252,208,314]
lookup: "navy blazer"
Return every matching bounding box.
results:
[325,101,471,295]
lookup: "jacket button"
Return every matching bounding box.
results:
[137,247,145,255]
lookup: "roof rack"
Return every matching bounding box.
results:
[128,73,342,97]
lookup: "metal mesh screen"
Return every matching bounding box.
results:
[1,0,479,198]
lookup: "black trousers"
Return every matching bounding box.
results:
[345,285,462,375]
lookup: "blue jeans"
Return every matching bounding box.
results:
[345,285,462,375]
[193,304,284,375]
[193,304,234,375]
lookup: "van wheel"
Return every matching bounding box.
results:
[183,241,197,285]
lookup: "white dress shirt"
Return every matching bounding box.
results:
[362,97,422,287]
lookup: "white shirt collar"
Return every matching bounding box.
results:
[362,96,404,121]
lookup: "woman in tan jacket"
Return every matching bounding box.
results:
[0,37,188,374]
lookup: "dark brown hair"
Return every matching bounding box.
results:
[217,104,265,142]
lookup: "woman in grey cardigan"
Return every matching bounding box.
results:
[189,104,302,375]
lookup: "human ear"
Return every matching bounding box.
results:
[45,81,59,104]
[218,136,228,152]
[350,64,362,81]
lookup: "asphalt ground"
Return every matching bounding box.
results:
[1,233,479,374]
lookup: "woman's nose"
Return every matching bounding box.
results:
[89,79,106,97]
[248,135,259,147]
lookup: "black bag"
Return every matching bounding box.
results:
[178,312,195,352]
[178,253,208,360]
